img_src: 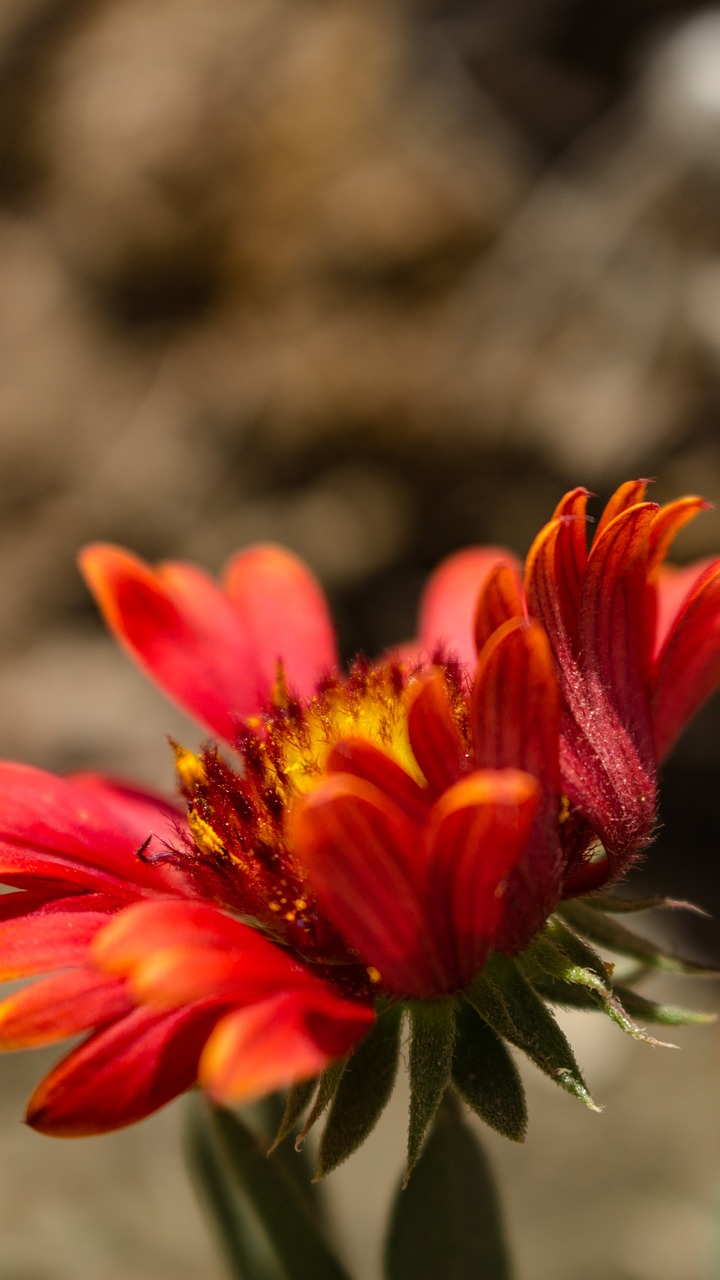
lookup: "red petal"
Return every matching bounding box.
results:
[579,503,658,749]
[325,738,430,824]
[291,775,444,996]
[0,763,172,894]
[406,668,469,794]
[652,560,720,760]
[79,545,261,742]
[473,562,524,654]
[94,899,308,994]
[471,618,560,796]
[654,558,717,656]
[27,1003,222,1136]
[223,545,338,701]
[418,548,522,669]
[200,992,373,1105]
[425,770,539,985]
[0,900,116,979]
[0,970,131,1048]
[594,479,649,542]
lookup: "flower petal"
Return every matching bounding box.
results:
[473,562,524,654]
[79,545,260,742]
[290,775,444,996]
[594,479,649,541]
[652,560,720,760]
[418,548,522,669]
[0,970,131,1049]
[26,1003,223,1136]
[0,763,172,894]
[200,992,373,1105]
[223,545,338,701]
[0,896,116,979]
[325,738,430,824]
[425,770,539,984]
[406,668,469,795]
[93,899,308,995]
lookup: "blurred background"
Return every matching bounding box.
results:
[0,0,718,1276]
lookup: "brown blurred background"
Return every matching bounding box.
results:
[0,0,718,1276]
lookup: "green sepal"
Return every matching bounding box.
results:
[270,1078,318,1152]
[316,1002,403,1178]
[406,1000,455,1183]
[521,919,675,1046]
[560,900,719,976]
[451,1000,527,1142]
[467,955,599,1110]
[384,1093,514,1280]
[584,893,707,917]
[295,1058,346,1150]
[186,1095,351,1280]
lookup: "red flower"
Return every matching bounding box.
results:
[0,482,717,1142]
[423,480,720,891]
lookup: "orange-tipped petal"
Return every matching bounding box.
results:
[594,479,649,542]
[473,561,524,654]
[425,770,539,984]
[0,970,130,1049]
[27,1003,222,1136]
[94,900,307,994]
[291,775,444,996]
[406,668,469,794]
[652,560,720,760]
[200,992,372,1106]
[472,618,560,795]
[325,737,430,824]
[418,547,522,668]
[223,545,338,701]
[80,545,261,742]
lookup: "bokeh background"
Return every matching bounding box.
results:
[0,0,719,1276]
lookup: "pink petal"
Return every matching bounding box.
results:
[223,545,338,701]
[652,560,720,760]
[200,992,373,1105]
[0,970,131,1048]
[426,770,539,983]
[418,548,522,669]
[27,1003,223,1136]
[291,775,444,996]
[79,545,261,742]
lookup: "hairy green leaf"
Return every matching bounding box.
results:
[451,1001,526,1142]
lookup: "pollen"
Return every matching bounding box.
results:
[188,810,226,857]
[173,742,206,790]
[366,966,382,984]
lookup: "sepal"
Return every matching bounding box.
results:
[466,956,599,1110]
[406,1000,455,1184]
[451,1001,527,1142]
[560,900,720,975]
[315,1003,403,1178]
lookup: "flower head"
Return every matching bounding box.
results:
[0,482,716,1165]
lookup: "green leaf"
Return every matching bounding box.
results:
[316,1002,403,1178]
[384,1094,514,1280]
[560,900,719,976]
[451,1001,527,1142]
[468,957,599,1110]
[188,1096,352,1280]
[613,986,716,1027]
[406,1000,455,1182]
[186,1095,283,1280]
